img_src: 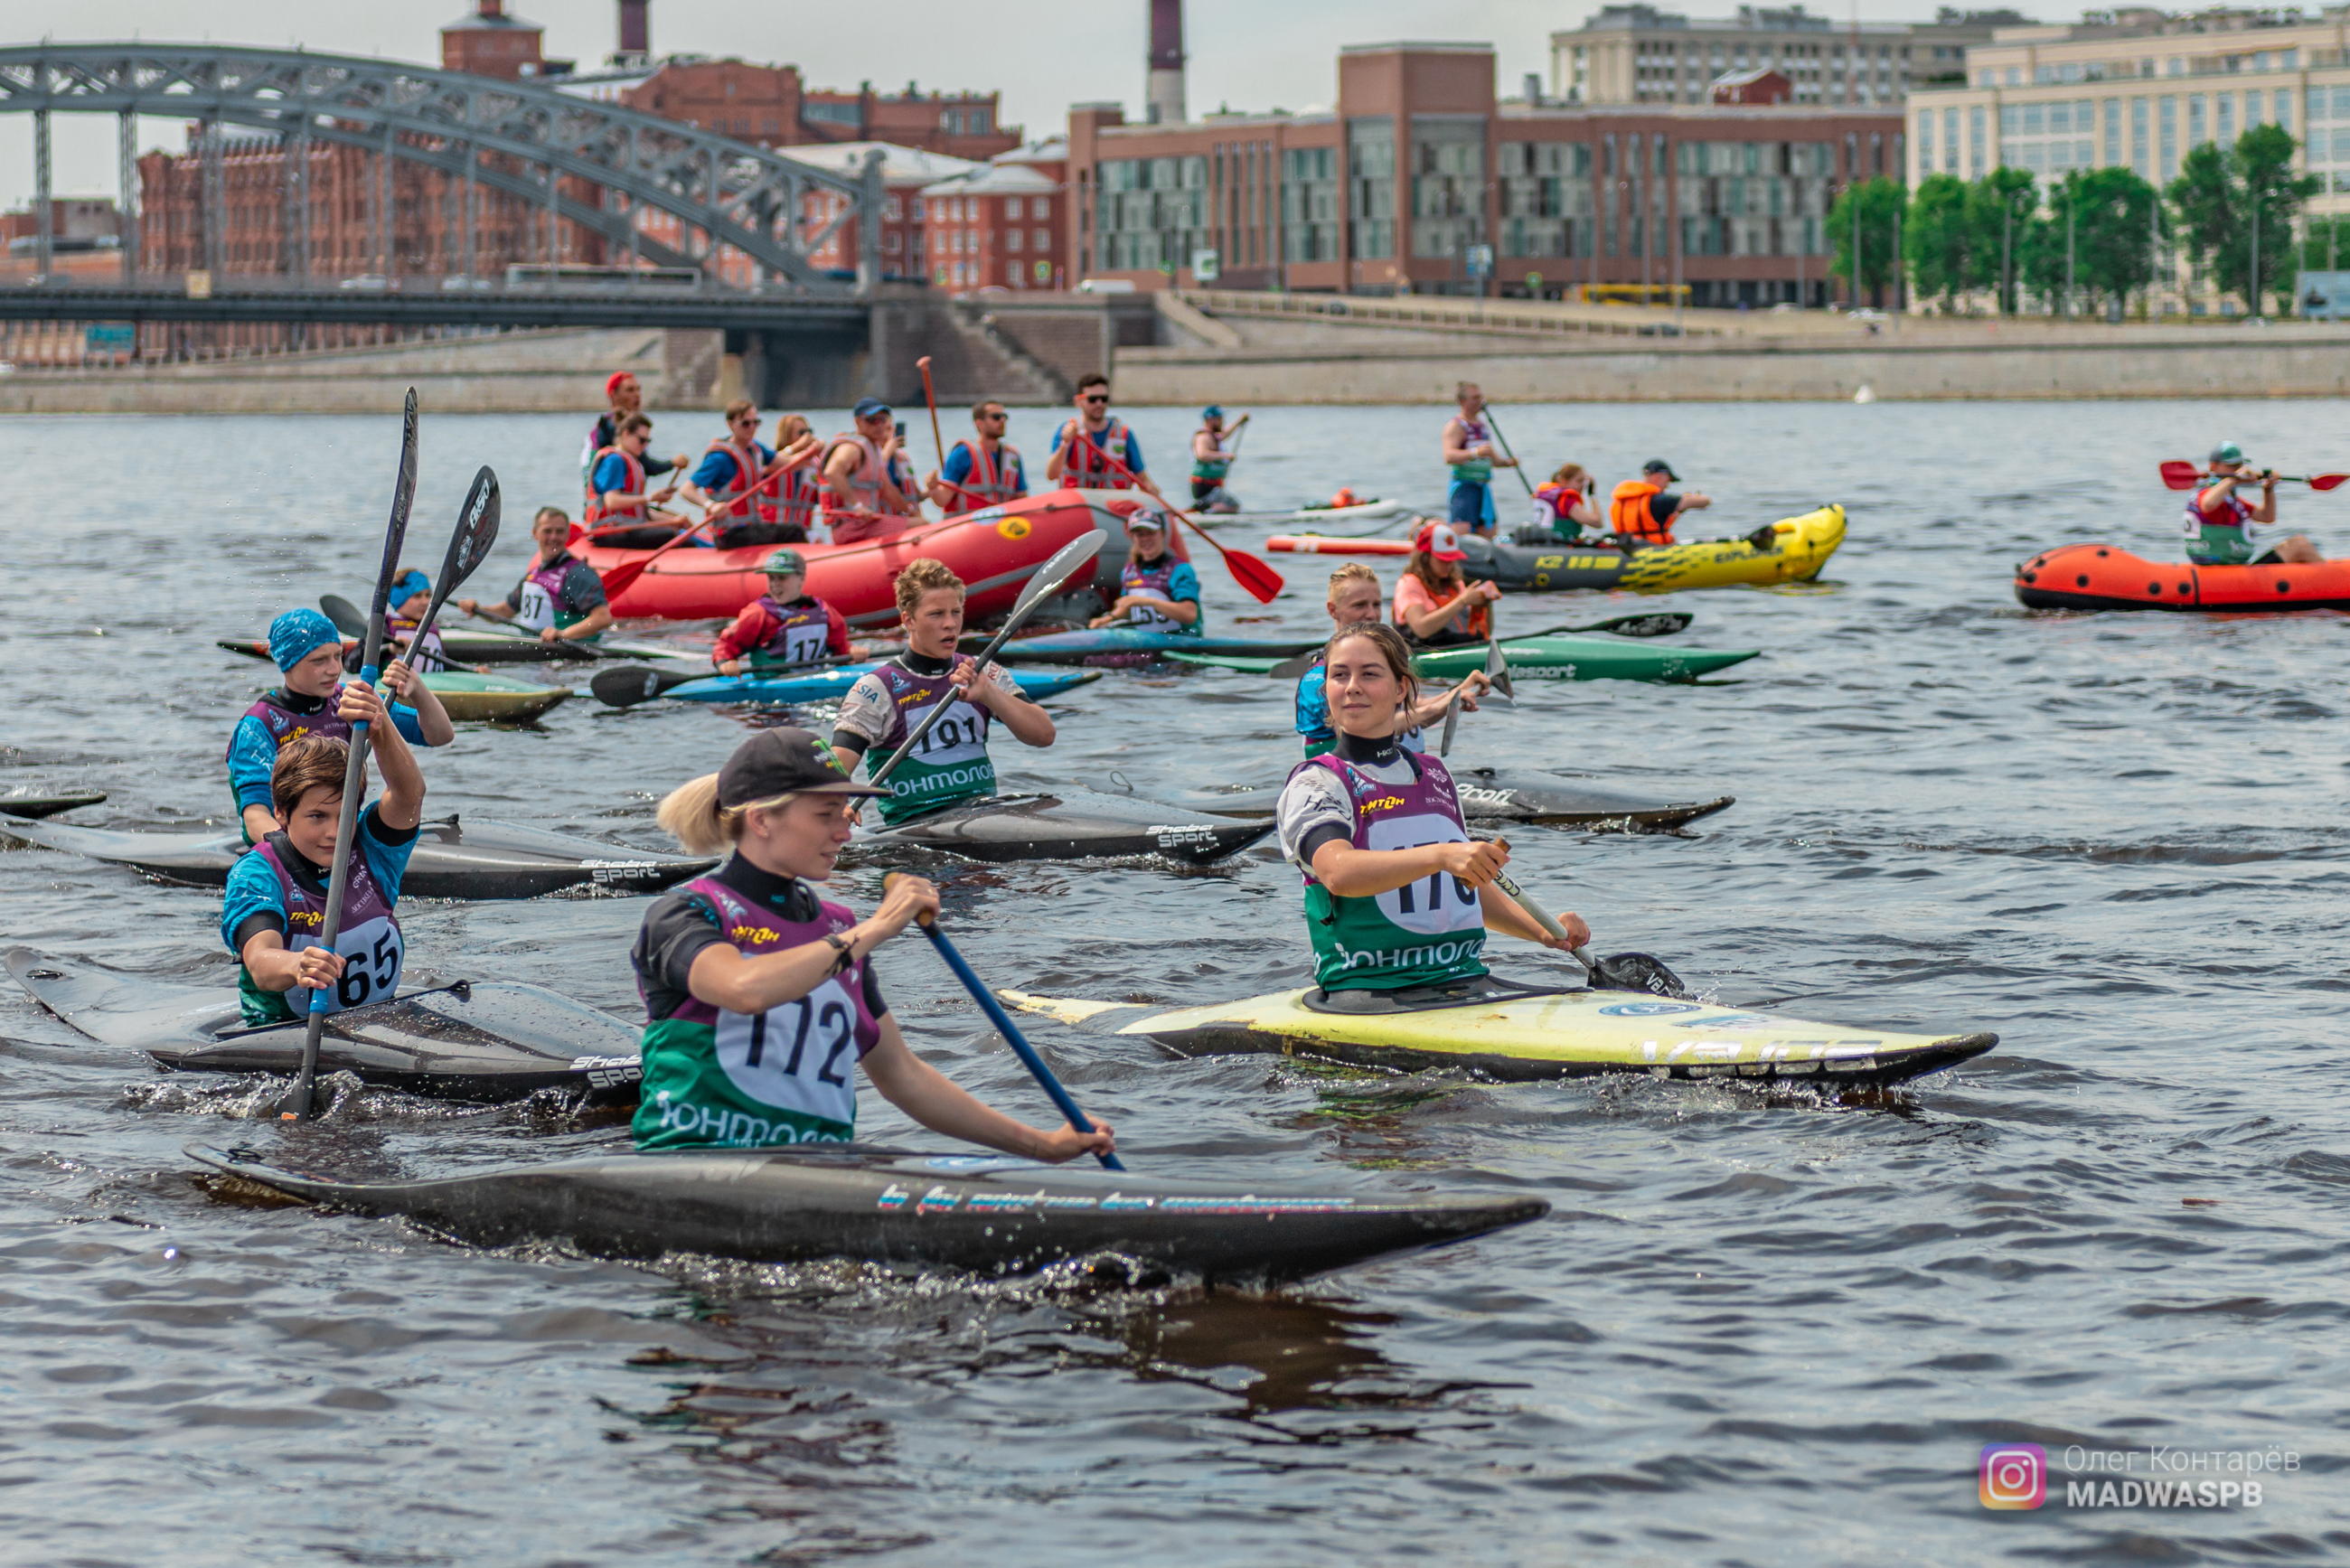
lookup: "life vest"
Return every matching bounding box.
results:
[822,433,888,514]
[386,616,446,673]
[1118,557,1198,634]
[776,459,822,535]
[1192,428,1233,482]
[240,828,404,1025]
[746,595,835,671]
[1059,419,1135,489]
[1610,480,1673,544]
[512,555,592,634]
[2182,482,2261,564]
[948,439,1024,508]
[1449,417,1493,485]
[1288,751,1484,993]
[1532,483,1581,528]
[862,658,998,825]
[631,874,883,1150]
[1396,571,1490,643]
[702,436,778,524]
[586,446,647,523]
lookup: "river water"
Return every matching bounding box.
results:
[3,399,2345,1566]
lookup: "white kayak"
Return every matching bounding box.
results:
[1193,499,1406,529]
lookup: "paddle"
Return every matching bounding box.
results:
[1067,427,1284,604]
[319,594,368,638]
[280,389,419,1122]
[596,515,713,601]
[1481,839,1691,1000]
[588,651,874,709]
[2160,460,2348,492]
[868,530,1109,788]
[390,466,502,671]
[1480,405,1537,498]
[887,874,1123,1170]
[1265,611,1687,681]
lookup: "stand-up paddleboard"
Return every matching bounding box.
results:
[1005,976,1996,1089]
[7,949,643,1104]
[660,666,1100,707]
[0,788,105,820]
[1171,770,1735,831]
[0,814,716,899]
[854,790,1275,865]
[183,1141,1546,1283]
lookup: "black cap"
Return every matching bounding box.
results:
[1642,459,1679,482]
[717,728,886,805]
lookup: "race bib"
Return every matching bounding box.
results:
[902,698,990,766]
[712,978,861,1127]
[778,619,830,666]
[1125,592,1183,632]
[513,581,556,632]
[1364,812,1481,935]
[307,915,405,1012]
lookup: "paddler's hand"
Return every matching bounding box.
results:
[292,945,347,994]
[1471,580,1502,604]
[1454,670,1490,713]
[1434,838,1513,888]
[717,658,744,676]
[379,660,419,702]
[1030,1119,1116,1163]
[539,624,565,643]
[456,596,479,615]
[336,679,389,728]
[867,873,941,941]
[1532,911,1592,952]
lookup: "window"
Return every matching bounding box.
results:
[1033,199,1049,221]
[2160,95,2177,180]
[1347,117,1396,259]
[885,231,901,253]
[885,197,902,221]
[1006,228,1022,251]
[1006,197,1023,220]
[1033,228,1048,249]
[2188,94,2204,145]
[1282,145,1340,262]
[909,198,924,221]
[2131,96,2149,176]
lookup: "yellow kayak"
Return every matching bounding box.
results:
[1003,971,1992,1089]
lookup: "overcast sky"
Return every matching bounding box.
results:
[4,0,1972,209]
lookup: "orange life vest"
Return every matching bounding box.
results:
[1609,479,1673,544]
[1059,418,1135,490]
[821,433,888,514]
[586,446,647,523]
[948,438,1025,508]
[702,436,779,524]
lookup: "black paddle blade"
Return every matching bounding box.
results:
[590,663,699,708]
[442,466,502,589]
[318,594,368,638]
[1590,951,1691,1000]
[1593,613,1691,639]
[1269,648,1324,680]
[369,390,421,621]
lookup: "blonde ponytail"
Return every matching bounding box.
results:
[656,774,814,853]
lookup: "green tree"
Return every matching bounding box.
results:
[2024,167,2165,317]
[2298,213,2350,271]
[1828,175,1904,305]
[1904,174,1974,308]
[2167,125,2321,315]
[1963,167,2038,313]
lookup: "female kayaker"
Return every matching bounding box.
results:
[828,559,1056,824]
[768,414,824,541]
[1521,463,1606,546]
[632,726,1115,1158]
[1086,506,1201,633]
[1295,563,1485,758]
[458,506,615,645]
[1276,624,1586,995]
[711,549,854,675]
[228,607,452,846]
[1393,521,1499,648]
[222,690,425,1027]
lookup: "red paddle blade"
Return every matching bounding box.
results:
[1219,544,1285,604]
[2307,473,2348,492]
[598,560,647,599]
[2158,460,2202,491]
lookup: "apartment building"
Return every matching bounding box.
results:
[1553,3,2026,107]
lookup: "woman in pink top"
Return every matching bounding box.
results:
[1391,521,1500,648]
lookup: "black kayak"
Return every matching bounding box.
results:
[0,814,717,899]
[184,1141,1547,1283]
[7,948,643,1104]
[856,789,1276,864]
[1172,769,1735,831]
[0,787,105,820]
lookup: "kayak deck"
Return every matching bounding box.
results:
[422,670,573,723]
[1167,633,1759,683]
[0,788,105,820]
[1171,770,1734,831]
[666,666,1101,706]
[184,1141,1547,1283]
[1004,977,1996,1088]
[855,789,1275,865]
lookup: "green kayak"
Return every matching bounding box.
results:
[1164,634,1758,684]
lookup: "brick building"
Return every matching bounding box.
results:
[1067,41,1903,307]
[920,139,1068,293]
[574,58,1019,164]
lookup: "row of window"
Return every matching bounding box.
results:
[927,228,1055,253]
[1978,48,2298,87]
[1916,84,2346,181]
[936,259,1051,286]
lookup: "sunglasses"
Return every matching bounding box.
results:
[979,411,1007,420]
[1082,395,1109,405]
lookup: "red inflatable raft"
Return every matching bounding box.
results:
[575,491,1138,624]
[2015,542,2350,614]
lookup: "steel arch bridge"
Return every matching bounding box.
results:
[0,42,884,294]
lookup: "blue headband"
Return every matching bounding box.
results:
[268,608,343,672]
[390,569,431,606]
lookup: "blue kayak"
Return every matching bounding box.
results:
[979,627,1321,665]
[663,665,1104,705]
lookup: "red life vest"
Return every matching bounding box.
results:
[822,433,888,515]
[776,459,822,535]
[949,438,1025,509]
[1059,419,1135,490]
[702,436,779,524]
[587,446,647,523]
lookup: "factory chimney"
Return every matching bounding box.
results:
[1145,0,1185,125]
[614,0,650,66]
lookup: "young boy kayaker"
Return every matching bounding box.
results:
[228,608,453,846]
[1294,564,1485,758]
[711,549,854,675]
[1275,623,1584,996]
[827,559,1055,824]
[385,568,446,673]
[631,726,1114,1157]
[221,684,427,1027]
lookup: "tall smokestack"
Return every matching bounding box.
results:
[1145,0,1185,125]
[616,0,649,64]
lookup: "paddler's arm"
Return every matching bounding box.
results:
[339,679,427,830]
[954,658,1054,747]
[683,871,929,1015]
[1310,835,1509,899]
[1441,419,1480,466]
[1043,421,1076,484]
[239,928,346,997]
[2250,471,2280,523]
[821,441,865,509]
[226,857,343,996]
[456,595,515,623]
[545,602,614,644]
[1412,671,1488,728]
[860,1018,1116,1163]
[375,661,455,749]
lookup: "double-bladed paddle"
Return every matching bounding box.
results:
[1481,838,1691,1000]
[868,530,1109,788]
[1480,404,1538,498]
[588,650,881,709]
[596,516,714,601]
[279,390,420,1121]
[887,874,1123,1171]
[2159,460,2347,492]
[394,467,502,671]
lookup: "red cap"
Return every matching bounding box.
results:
[1414,521,1469,562]
[606,371,634,398]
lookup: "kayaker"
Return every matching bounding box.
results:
[1608,459,1709,549]
[1441,382,1515,536]
[1276,622,1585,995]
[711,549,853,675]
[929,399,1028,512]
[1046,374,1164,500]
[768,414,825,540]
[1086,506,1201,634]
[1519,463,1608,547]
[228,607,451,847]
[1394,521,1499,648]
[458,505,616,645]
[585,414,692,547]
[681,400,822,549]
[1190,405,1249,508]
[630,726,1114,1158]
[578,371,686,503]
[2184,443,2321,565]
[1295,563,1486,758]
[221,697,426,1028]
[827,558,1056,825]
[385,568,446,673]
[822,397,918,544]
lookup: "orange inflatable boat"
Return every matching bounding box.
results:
[2015,542,2350,613]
